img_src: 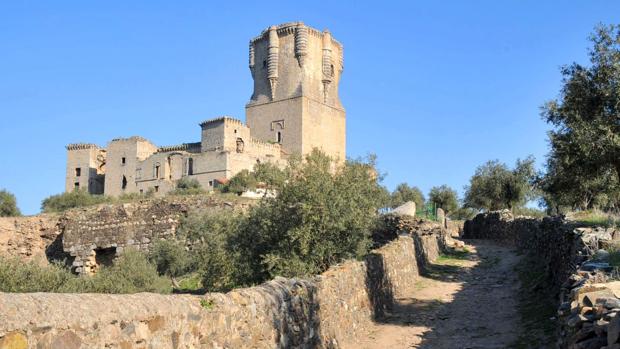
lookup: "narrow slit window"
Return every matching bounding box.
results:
[75,168,81,177]
[155,164,160,178]
[121,157,126,165]
[154,186,159,193]
[188,158,194,175]
[276,131,282,144]
[121,175,127,190]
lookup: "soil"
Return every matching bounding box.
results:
[343,240,523,349]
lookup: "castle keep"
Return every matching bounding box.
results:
[65,22,345,197]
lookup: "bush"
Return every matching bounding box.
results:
[224,170,257,194]
[0,189,21,217]
[0,257,75,292]
[0,249,170,294]
[171,178,205,196]
[85,249,171,294]
[41,189,112,213]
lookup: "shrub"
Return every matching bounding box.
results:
[0,189,21,217]
[0,257,74,292]
[41,189,112,213]
[86,249,171,294]
[172,178,205,196]
[224,170,257,194]
[0,249,170,294]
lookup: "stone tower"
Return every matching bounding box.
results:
[246,22,345,161]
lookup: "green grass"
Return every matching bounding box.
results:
[509,256,556,348]
[570,210,620,228]
[177,273,203,292]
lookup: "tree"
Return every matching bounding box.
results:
[541,24,620,212]
[148,240,193,289]
[252,162,287,190]
[464,157,536,211]
[235,150,389,280]
[428,185,459,214]
[390,183,425,209]
[0,190,21,217]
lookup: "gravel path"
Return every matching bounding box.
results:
[345,240,522,349]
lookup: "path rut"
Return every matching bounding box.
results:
[345,240,523,349]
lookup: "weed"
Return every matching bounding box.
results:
[200,298,215,310]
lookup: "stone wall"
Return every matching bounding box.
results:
[62,195,254,274]
[0,214,64,264]
[0,195,254,273]
[463,210,620,348]
[0,217,449,349]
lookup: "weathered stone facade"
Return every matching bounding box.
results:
[0,217,449,349]
[0,214,64,264]
[66,22,346,198]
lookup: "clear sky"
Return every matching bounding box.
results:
[1,1,619,215]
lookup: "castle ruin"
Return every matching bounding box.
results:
[65,22,345,197]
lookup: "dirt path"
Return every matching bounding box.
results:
[345,240,522,349]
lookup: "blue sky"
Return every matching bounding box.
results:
[1,1,619,215]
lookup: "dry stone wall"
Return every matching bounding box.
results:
[463,210,620,349]
[1,195,253,273]
[0,214,64,264]
[0,217,449,349]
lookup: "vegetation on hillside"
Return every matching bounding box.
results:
[0,249,170,293]
[0,189,21,217]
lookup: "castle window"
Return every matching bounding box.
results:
[121,157,126,165]
[276,131,282,144]
[154,186,159,193]
[74,182,79,190]
[75,168,81,177]
[155,163,160,178]
[139,189,143,194]
[262,60,267,69]
[122,175,127,190]
[208,180,213,187]
[188,158,194,175]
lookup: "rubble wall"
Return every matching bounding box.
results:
[0,218,448,349]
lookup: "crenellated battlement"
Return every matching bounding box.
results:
[157,142,201,153]
[66,143,101,151]
[199,116,244,128]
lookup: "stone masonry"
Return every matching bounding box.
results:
[65,22,346,198]
[0,216,450,349]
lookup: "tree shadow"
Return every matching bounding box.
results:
[365,239,531,348]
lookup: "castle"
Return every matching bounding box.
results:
[65,22,345,197]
